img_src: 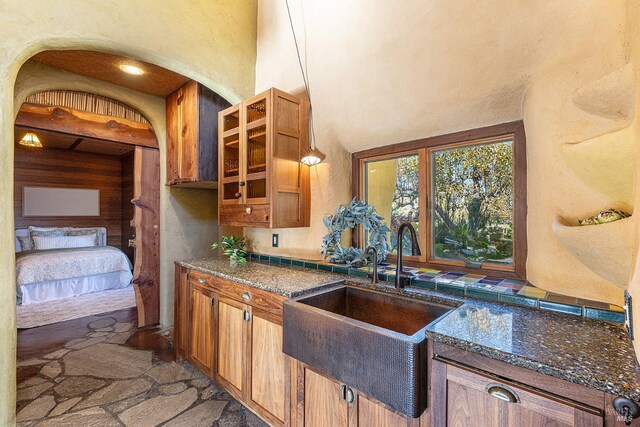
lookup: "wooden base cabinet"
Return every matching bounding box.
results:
[188,283,215,376]
[431,360,603,427]
[174,266,290,426]
[293,363,420,427]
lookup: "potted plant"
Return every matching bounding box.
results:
[212,235,248,267]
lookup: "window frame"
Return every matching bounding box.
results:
[352,121,527,279]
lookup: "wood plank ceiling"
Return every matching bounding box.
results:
[30,50,190,97]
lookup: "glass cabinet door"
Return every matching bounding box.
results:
[220,108,242,205]
[244,97,268,204]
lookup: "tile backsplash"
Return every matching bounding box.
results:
[248,252,625,323]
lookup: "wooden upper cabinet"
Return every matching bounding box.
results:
[218,88,311,228]
[166,80,230,188]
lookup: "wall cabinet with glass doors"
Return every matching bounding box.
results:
[218,88,310,228]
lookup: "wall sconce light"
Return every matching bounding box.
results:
[19,131,42,148]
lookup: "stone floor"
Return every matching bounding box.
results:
[16,313,267,427]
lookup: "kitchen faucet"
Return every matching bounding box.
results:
[395,223,421,289]
[365,246,379,284]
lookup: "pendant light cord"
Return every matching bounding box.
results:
[285,0,318,149]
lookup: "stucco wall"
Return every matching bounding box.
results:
[0,1,257,424]
[250,0,636,307]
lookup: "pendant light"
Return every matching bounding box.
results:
[19,131,43,148]
[285,0,326,166]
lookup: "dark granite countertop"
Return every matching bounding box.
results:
[176,256,346,297]
[426,301,640,401]
[176,257,640,402]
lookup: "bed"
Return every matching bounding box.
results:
[15,227,133,305]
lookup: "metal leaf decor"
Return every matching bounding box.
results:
[321,198,391,267]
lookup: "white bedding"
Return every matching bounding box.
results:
[16,246,133,305]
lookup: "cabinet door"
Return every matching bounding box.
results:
[249,309,288,425]
[303,367,349,427]
[178,80,199,181]
[217,297,246,395]
[356,394,417,427]
[243,95,269,205]
[188,283,215,375]
[444,364,602,427]
[219,105,242,205]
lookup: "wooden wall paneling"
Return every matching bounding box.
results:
[121,151,135,260]
[14,146,124,249]
[16,104,158,149]
[132,146,160,327]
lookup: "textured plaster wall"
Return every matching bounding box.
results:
[625,1,640,359]
[251,0,636,306]
[0,1,257,424]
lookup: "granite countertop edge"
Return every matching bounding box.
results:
[176,260,346,298]
[425,329,635,401]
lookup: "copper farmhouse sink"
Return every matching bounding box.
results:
[283,284,453,417]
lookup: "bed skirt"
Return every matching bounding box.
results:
[18,271,133,305]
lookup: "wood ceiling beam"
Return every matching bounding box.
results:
[15,103,159,149]
[68,137,84,151]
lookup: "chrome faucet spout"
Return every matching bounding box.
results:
[395,223,421,289]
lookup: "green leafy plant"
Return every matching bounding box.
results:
[212,236,247,266]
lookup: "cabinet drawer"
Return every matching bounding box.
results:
[220,204,270,227]
[188,270,285,314]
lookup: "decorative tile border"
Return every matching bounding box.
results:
[247,253,625,323]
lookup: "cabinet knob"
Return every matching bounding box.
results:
[613,397,640,425]
[239,181,246,187]
[197,278,206,284]
[486,384,519,403]
[245,207,253,214]
[242,292,251,301]
[234,192,242,198]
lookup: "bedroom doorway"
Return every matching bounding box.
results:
[14,89,161,328]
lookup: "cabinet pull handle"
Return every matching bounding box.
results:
[486,384,519,403]
[345,387,356,404]
[242,292,251,301]
[340,384,347,401]
[197,278,206,284]
[243,310,252,322]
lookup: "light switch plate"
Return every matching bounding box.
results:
[272,234,279,248]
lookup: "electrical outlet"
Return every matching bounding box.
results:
[272,234,279,248]
[625,290,633,340]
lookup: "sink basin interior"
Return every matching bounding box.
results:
[296,286,452,336]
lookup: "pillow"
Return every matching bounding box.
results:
[33,234,97,250]
[17,236,33,252]
[66,227,103,246]
[28,226,68,248]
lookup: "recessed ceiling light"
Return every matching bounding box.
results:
[119,64,144,75]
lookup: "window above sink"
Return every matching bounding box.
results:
[354,121,527,279]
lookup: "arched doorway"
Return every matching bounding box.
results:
[14,89,161,327]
